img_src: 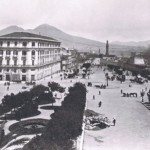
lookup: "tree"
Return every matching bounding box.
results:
[37,92,55,105]
[58,87,65,98]
[82,63,91,71]
[48,82,60,92]
[30,84,49,98]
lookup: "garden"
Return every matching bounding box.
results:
[0,81,66,149]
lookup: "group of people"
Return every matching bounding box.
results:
[4,81,10,91]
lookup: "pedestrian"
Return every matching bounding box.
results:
[147,89,150,102]
[113,118,116,126]
[93,95,95,100]
[98,101,102,107]
[121,89,123,94]
[7,86,9,91]
[55,93,57,98]
[140,89,145,102]
[99,90,101,95]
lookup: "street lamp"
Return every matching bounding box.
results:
[51,65,53,78]
[106,77,108,86]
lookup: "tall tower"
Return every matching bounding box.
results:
[106,40,109,56]
[99,48,101,55]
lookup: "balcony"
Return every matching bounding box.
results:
[13,55,18,60]
[0,56,3,60]
[32,56,35,60]
[21,55,26,60]
[5,56,10,60]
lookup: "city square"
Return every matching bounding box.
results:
[0,63,150,149]
[0,0,150,149]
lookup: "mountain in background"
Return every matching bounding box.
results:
[111,41,150,48]
[0,25,24,35]
[0,24,146,56]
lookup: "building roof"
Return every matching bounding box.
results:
[134,57,145,65]
[0,32,60,43]
[103,54,116,58]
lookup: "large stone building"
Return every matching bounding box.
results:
[0,32,61,81]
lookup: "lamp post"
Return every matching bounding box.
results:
[106,76,109,86]
[51,65,53,78]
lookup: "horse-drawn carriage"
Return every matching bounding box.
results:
[87,82,92,87]
[122,92,137,97]
[26,81,36,86]
[130,76,148,84]
[95,84,106,89]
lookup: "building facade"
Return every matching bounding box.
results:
[0,32,61,81]
[61,47,77,71]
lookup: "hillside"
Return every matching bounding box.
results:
[0,24,145,55]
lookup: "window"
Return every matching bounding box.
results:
[7,60,10,65]
[0,50,3,55]
[23,60,26,66]
[22,75,26,81]
[6,50,10,55]
[22,69,26,73]
[32,50,35,55]
[13,51,18,55]
[0,41,3,46]
[14,69,16,73]
[22,51,26,55]
[22,42,27,47]
[14,60,17,66]
[31,75,35,81]
[32,60,34,66]
[7,41,10,47]
[6,69,9,72]
[32,42,35,47]
[14,41,17,46]
[0,60,2,65]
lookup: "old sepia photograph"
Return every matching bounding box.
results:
[0,0,150,149]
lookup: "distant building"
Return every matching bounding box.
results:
[0,32,61,81]
[61,47,77,70]
[127,55,146,67]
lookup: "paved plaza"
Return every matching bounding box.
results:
[83,67,150,150]
[0,66,150,150]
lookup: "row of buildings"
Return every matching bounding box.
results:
[98,41,150,76]
[0,32,77,82]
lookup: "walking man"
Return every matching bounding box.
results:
[7,86,9,91]
[99,101,102,107]
[99,91,101,95]
[121,89,123,94]
[93,95,95,100]
[147,90,150,103]
[113,118,116,126]
[140,89,145,102]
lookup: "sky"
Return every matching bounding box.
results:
[0,0,150,42]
